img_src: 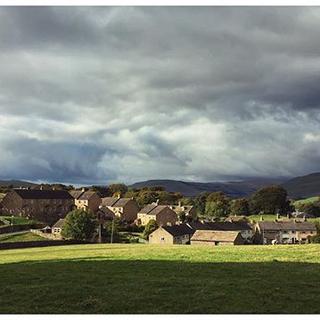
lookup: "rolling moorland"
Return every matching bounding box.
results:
[2,171,320,199]
[1,244,320,314]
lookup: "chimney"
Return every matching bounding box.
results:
[117,194,121,199]
[167,222,172,226]
[303,215,307,222]
[81,188,85,192]
[260,215,264,221]
[156,199,159,205]
[276,213,280,219]
[52,187,55,191]
[40,185,43,190]
[178,201,181,207]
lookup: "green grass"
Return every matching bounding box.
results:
[0,215,39,226]
[294,196,320,206]
[0,232,45,243]
[1,244,320,313]
[247,214,278,222]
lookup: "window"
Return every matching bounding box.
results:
[161,237,165,241]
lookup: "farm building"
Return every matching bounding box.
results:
[51,218,65,238]
[149,224,194,244]
[191,230,245,246]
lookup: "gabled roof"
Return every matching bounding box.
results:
[78,191,98,201]
[191,230,241,242]
[69,190,85,199]
[162,224,194,237]
[101,197,132,207]
[14,189,73,200]
[139,204,172,216]
[257,221,316,231]
[52,218,65,229]
[139,203,157,214]
[186,221,252,231]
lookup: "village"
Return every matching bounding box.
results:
[0,185,318,247]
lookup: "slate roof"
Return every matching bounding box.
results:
[52,218,65,228]
[78,191,98,200]
[101,197,132,207]
[14,189,73,200]
[257,221,316,231]
[139,204,172,216]
[162,224,194,237]
[191,230,241,242]
[186,221,252,231]
[69,190,85,199]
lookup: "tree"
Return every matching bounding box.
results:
[295,202,320,217]
[249,185,289,215]
[230,198,250,216]
[108,184,128,196]
[136,190,158,207]
[205,192,230,220]
[143,219,158,240]
[61,209,97,241]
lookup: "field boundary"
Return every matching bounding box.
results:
[0,239,89,250]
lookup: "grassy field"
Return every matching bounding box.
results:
[294,196,320,206]
[1,244,320,314]
[0,215,39,226]
[0,232,45,243]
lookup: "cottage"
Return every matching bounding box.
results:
[100,196,139,222]
[137,202,178,226]
[149,224,194,244]
[191,230,245,246]
[255,220,317,244]
[1,189,74,224]
[52,218,65,238]
[70,189,101,213]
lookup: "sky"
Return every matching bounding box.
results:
[0,6,320,185]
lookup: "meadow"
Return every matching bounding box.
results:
[1,244,320,314]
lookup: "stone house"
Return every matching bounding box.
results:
[52,218,65,239]
[1,189,74,224]
[100,196,139,222]
[191,230,245,246]
[149,224,194,244]
[70,189,101,213]
[137,202,178,226]
[254,220,317,244]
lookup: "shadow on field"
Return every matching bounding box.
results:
[0,258,320,314]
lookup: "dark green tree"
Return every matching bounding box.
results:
[143,219,158,240]
[205,192,230,220]
[61,209,97,241]
[108,184,128,196]
[249,185,289,215]
[230,198,250,216]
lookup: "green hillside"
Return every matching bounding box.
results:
[294,196,320,206]
[1,244,320,314]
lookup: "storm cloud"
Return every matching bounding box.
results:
[0,6,320,185]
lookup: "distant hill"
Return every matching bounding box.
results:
[0,180,38,188]
[282,172,320,199]
[130,178,287,198]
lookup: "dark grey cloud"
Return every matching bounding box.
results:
[0,6,320,184]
